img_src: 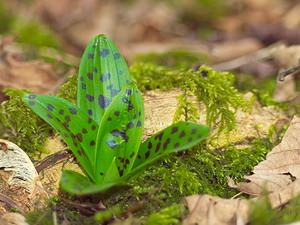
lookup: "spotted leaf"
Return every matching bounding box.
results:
[131,122,209,172]
[77,34,132,124]
[94,82,144,183]
[23,94,98,181]
[60,170,121,195]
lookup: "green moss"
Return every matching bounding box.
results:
[0,2,15,33]
[130,63,183,91]
[0,89,52,155]
[145,204,184,225]
[183,66,248,132]
[57,74,78,103]
[12,19,59,48]
[131,63,247,133]
[249,195,300,225]
[134,49,208,70]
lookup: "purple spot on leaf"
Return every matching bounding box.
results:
[86,94,94,102]
[127,121,134,129]
[47,104,54,111]
[69,108,77,114]
[98,95,110,108]
[107,140,117,149]
[125,89,132,95]
[88,53,94,59]
[100,48,109,57]
[111,89,119,97]
[100,72,111,82]
[114,53,121,59]
[136,121,142,127]
[179,131,186,138]
[87,72,93,80]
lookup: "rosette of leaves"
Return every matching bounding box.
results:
[23,35,209,195]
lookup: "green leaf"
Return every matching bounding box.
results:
[23,93,98,181]
[60,170,119,195]
[77,34,132,124]
[132,122,209,171]
[94,82,144,183]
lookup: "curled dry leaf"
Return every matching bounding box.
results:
[236,116,300,196]
[0,139,47,214]
[183,195,249,225]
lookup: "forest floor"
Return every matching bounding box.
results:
[1,0,300,225]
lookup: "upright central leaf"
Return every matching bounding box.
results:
[94,83,144,183]
[78,35,132,124]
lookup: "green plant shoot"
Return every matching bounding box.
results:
[23,34,209,195]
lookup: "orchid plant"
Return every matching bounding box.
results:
[23,35,209,195]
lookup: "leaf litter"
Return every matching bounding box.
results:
[184,116,300,225]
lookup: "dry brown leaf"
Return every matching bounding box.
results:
[0,42,58,94]
[236,116,300,196]
[183,195,249,225]
[184,180,300,225]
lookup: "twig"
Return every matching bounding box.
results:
[60,197,106,216]
[277,62,300,82]
[212,42,284,71]
[35,149,72,173]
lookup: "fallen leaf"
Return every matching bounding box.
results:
[183,194,249,225]
[236,116,300,196]
[184,180,300,225]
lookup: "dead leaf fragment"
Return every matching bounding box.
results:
[236,116,300,196]
[183,195,249,225]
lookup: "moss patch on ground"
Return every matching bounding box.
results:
[0,89,53,156]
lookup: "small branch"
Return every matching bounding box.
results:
[277,62,300,82]
[35,149,72,174]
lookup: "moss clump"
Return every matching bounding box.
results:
[134,49,208,70]
[0,2,59,49]
[12,19,59,49]
[0,2,15,33]
[130,63,183,91]
[145,204,184,225]
[57,74,78,103]
[250,195,300,225]
[131,63,247,133]
[0,89,52,155]
[178,66,248,132]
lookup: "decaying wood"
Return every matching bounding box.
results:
[0,139,47,215]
